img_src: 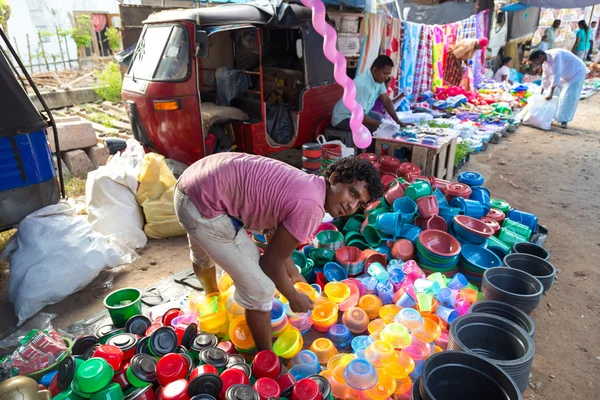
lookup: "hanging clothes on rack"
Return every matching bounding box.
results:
[356,13,386,77]
[413,25,433,100]
[432,26,445,90]
[382,17,402,97]
[399,21,422,101]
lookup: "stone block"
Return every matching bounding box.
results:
[47,120,97,152]
[62,150,95,177]
[85,144,110,168]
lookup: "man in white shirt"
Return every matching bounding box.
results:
[529,49,589,129]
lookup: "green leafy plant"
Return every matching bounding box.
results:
[424,119,454,129]
[87,113,115,128]
[106,27,122,54]
[95,61,122,102]
[0,0,11,33]
[454,142,471,167]
[71,14,93,48]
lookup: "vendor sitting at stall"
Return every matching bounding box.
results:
[331,55,403,132]
[494,57,513,83]
[174,153,384,351]
[444,37,488,90]
[529,48,589,129]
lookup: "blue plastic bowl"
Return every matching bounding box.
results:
[460,244,502,271]
[323,262,348,282]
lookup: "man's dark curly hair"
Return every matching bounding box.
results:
[323,156,384,201]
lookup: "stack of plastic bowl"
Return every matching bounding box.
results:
[270,299,289,338]
[324,282,350,304]
[327,353,356,384]
[481,267,544,314]
[379,304,401,324]
[415,230,461,276]
[364,340,398,368]
[273,327,303,359]
[503,253,556,293]
[365,368,397,400]
[309,338,338,365]
[357,294,383,320]
[380,323,412,349]
[413,318,442,343]
[288,350,321,375]
[417,351,521,400]
[335,246,365,277]
[294,250,315,282]
[228,316,256,356]
[395,308,425,333]
[327,324,354,350]
[458,244,503,287]
[311,299,339,332]
[343,359,379,390]
[367,319,387,340]
[448,313,535,393]
[315,230,344,251]
[452,215,495,245]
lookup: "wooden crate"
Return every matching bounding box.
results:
[374,137,458,180]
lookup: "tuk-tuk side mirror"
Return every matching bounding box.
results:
[195,31,209,58]
[296,39,303,59]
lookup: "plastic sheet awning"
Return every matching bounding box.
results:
[505,0,600,9]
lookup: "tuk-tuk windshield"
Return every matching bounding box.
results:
[127,25,189,81]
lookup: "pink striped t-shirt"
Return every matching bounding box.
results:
[179,153,326,243]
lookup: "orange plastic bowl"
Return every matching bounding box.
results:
[309,338,338,364]
[358,295,383,320]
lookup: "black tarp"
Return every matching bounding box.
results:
[0,51,47,137]
[301,22,335,87]
[405,1,476,25]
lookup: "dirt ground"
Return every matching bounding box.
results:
[1,95,600,398]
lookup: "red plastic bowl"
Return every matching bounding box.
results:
[358,153,378,162]
[418,230,461,257]
[335,246,365,264]
[302,157,322,170]
[378,156,400,174]
[363,250,387,269]
[453,215,494,237]
[444,183,472,201]
[157,353,189,386]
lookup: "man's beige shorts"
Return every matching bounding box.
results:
[174,187,275,311]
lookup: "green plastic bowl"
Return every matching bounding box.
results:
[76,358,114,394]
[490,198,510,214]
[26,338,73,382]
[71,379,92,399]
[104,288,143,328]
[90,383,125,400]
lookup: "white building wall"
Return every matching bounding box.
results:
[6,0,119,72]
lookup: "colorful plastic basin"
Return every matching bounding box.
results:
[380,323,412,349]
[367,319,387,341]
[273,328,303,359]
[357,294,383,320]
[379,305,401,324]
[460,244,502,271]
[344,359,378,390]
[309,338,338,365]
[418,230,461,257]
[324,282,350,303]
[228,316,255,351]
[412,318,442,343]
[364,341,398,368]
[342,307,369,334]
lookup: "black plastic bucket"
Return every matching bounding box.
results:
[512,242,550,260]
[448,314,535,394]
[503,253,556,292]
[481,267,543,314]
[417,351,521,400]
[469,300,535,338]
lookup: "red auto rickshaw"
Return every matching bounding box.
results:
[122,2,342,165]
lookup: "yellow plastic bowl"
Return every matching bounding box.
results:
[365,368,397,400]
[273,328,303,359]
[327,353,356,382]
[358,295,383,320]
[324,282,351,304]
[218,272,234,293]
[367,318,387,340]
[379,304,401,324]
[311,300,339,325]
[309,338,338,364]
[413,317,442,343]
[199,309,228,334]
[382,351,415,380]
[294,282,318,301]
[364,340,398,368]
[190,292,219,317]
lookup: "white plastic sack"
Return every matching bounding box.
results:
[373,119,401,138]
[86,139,147,249]
[317,135,355,157]
[2,203,137,325]
[396,112,434,125]
[522,94,558,131]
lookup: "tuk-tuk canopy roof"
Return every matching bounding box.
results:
[144,1,312,28]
